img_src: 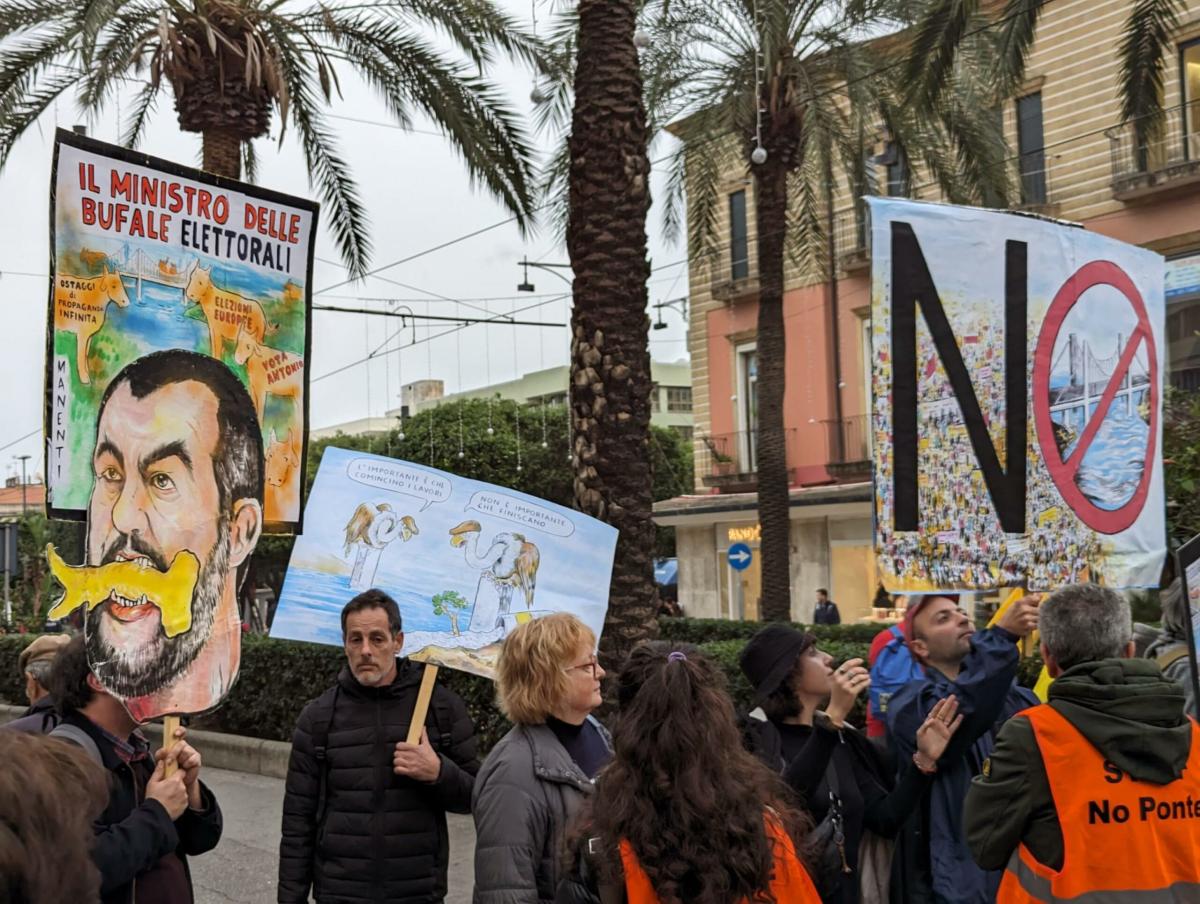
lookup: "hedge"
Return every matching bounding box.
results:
[659,617,883,645]
[0,620,1043,753]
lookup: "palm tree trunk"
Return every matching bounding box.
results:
[202,129,242,178]
[568,0,656,671]
[754,157,792,622]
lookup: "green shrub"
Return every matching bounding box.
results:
[0,633,514,752]
[0,622,1046,755]
[658,616,883,645]
[0,635,31,705]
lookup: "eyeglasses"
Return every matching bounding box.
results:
[564,656,600,678]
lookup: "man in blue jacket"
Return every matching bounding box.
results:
[886,593,1039,903]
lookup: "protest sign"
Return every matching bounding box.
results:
[870,198,1165,592]
[44,129,316,533]
[41,132,315,722]
[271,448,618,679]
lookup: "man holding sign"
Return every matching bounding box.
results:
[46,635,223,904]
[278,589,479,904]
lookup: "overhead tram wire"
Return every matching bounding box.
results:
[311,291,572,385]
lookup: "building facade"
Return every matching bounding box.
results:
[313,361,694,439]
[656,0,1200,623]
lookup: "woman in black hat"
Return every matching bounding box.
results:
[739,624,962,904]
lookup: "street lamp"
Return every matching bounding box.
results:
[516,256,574,292]
[652,297,688,331]
[15,455,30,514]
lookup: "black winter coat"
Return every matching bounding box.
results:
[59,711,223,904]
[278,660,480,904]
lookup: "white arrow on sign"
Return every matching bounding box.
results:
[730,549,751,566]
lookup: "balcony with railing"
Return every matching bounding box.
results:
[1108,103,1200,201]
[696,429,799,491]
[697,422,872,490]
[821,414,872,479]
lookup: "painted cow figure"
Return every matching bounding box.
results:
[53,265,131,384]
[233,326,304,419]
[264,427,301,524]
[185,263,274,358]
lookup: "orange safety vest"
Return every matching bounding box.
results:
[618,815,820,903]
[997,703,1200,903]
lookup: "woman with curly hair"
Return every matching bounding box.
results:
[558,641,819,904]
[0,731,109,903]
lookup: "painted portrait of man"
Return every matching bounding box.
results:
[79,349,263,721]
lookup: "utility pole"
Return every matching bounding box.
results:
[16,455,30,514]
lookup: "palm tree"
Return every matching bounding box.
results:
[628,1,1011,621]
[0,0,542,277]
[563,0,658,669]
[905,0,1183,159]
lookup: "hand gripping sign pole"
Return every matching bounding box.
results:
[407,664,439,745]
[163,715,181,777]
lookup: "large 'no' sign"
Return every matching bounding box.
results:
[1031,260,1159,535]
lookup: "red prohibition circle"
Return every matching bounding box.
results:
[1031,260,1158,535]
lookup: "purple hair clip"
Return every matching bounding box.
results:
[667,651,687,663]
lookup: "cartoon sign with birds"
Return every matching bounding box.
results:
[271,448,616,679]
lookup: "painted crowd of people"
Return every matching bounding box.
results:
[873,312,1106,591]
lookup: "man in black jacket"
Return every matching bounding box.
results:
[46,635,223,904]
[278,588,480,903]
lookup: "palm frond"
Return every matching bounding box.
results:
[538,137,572,241]
[317,11,537,228]
[0,0,76,40]
[0,70,79,166]
[263,20,371,277]
[993,0,1048,99]
[385,0,547,72]
[902,0,979,105]
[121,79,159,148]
[1118,0,1183,132]
[242,138,258,183]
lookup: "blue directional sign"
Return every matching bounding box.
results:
[727,543,753,572]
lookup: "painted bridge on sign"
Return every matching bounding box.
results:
[1041,273,1155,520]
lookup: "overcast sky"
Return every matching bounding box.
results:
[0,0,690,482]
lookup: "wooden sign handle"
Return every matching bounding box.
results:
[162,714,181,777]
[407,664,439,745]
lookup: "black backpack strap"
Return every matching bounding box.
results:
[420,665,456,752]
[430,694,456,753]
[310,685,339,831]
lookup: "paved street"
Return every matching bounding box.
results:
[193,767,477,904]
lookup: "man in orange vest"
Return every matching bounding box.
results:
[965,582,1200,902]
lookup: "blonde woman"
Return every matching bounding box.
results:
[473,613,611,904]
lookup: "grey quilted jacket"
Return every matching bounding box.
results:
[472,718,612,904]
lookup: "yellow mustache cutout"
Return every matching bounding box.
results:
[45,545,201,638]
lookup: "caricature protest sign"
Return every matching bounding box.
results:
[44,129,315,533]
[870,198,1166,592]
[271,448,618,680]
[42,132,318,721]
